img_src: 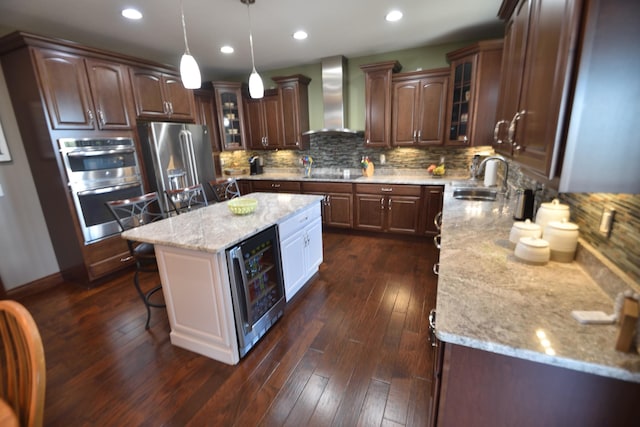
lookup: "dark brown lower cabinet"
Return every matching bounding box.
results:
[354,184,422,234]
[432,343,640,427]
[301,182,353,229]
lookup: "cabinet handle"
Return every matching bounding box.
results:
[295,141,299,146]
[272,183,280,188]
[87,109,94,124]
[163,101,168,114]
[380,197,385,210]
[417,130,422,141]
[97,110,105,127]
[432,263,439,276]
[507,110,526,145]
[413,130,417,142]
[433,234,441,250]
[434,211,442,231]
[493,119,508,144]
[168,102,174,115]
[326,195,331,206]
[388,199,392,210]
[428,308,437,346]
[381,187,393,192]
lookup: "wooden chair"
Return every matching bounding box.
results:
[208,178,241,202]
[106,192,166,329]
[0,300,46,427]
[165,183,208,215]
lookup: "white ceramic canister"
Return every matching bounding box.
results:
[535,198,570,230]
[543,219,579,262]
[509,219,542,247]
[514,237,550,265]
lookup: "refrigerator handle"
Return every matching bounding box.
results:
[179,130,200,187]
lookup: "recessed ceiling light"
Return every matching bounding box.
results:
[293,30,308,40]
[121,8,143,20]
[220,45,234,54]
[385,10,403,22]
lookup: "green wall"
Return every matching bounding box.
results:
[256,40,476,131]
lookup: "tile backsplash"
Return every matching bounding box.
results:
[220,133,639,285]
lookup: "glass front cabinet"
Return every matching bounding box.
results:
[213,82,246,150]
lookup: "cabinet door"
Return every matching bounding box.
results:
[495,0,532,156]
[262,94,282,148]
[281,229,307,301]
[164,74,195,121]
[354,193,385,231]
[305,217,324,274]
[361,61,401,148]
[33,48,95,130]
[386,195,421,234]
[421,186,444,236]
[244,98,265,149]
[325,193,353,228]
[392,78,420,145]
[275,75,311,150]
[85,59,134,130]
[214,83,245,150]
[129,68,167,118]
[195,90,222,152]
[512,0,581,178]
[446,58,476,145]
[417,75,448,145]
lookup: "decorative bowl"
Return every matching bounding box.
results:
[227,198,257,215]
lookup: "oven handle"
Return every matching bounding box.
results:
[179,130,199,187]
[76,181,141,196]
[65,147,136,157]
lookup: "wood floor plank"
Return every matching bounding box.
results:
[12,230,437,426]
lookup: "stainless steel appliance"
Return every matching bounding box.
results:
[58,137,145,244]
[137,122,217,212]
[226,225,285,358]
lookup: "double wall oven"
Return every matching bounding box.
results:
[59,137,145,244]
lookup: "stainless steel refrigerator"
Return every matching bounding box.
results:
[137,122,217,212]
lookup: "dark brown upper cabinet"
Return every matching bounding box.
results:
[360,61,402,148]
[129,67,196,122]
[391,68,449,146]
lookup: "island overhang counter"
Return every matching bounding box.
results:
[121,192,324,365]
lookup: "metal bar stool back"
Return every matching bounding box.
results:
[106,192,166,329]
[208,178,241,202]
[165,183,208,215]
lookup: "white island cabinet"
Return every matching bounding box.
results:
[121,193,323,365]
[279,202,323,301]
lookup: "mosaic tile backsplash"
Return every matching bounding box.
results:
[221,133,639,285]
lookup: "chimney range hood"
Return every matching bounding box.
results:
[302,55,362,138]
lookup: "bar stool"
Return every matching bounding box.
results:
[165,183,208,215]
[106,192,166,329]
[208,178,241,202]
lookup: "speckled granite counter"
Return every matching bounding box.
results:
[436,186,640,383]
[121,193,323,253]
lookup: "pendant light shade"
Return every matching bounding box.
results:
[179,0,201,89]
[180,54,201,89]
[242,0,264,99]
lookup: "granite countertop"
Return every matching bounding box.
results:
[121,193,323,253]
[436,186,640,383]
[226,169,469,186]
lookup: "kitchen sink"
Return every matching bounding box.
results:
[452,187,498,201]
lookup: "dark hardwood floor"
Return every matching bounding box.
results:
[15,230,439,426]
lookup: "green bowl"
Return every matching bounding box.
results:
[227,198,257,215]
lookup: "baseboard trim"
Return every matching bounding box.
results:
[5,272,64,300]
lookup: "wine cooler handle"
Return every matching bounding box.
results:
[230,249,254,332]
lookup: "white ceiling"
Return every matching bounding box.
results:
[0,0,504,79]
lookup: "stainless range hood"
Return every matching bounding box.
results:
[302,55,362,138]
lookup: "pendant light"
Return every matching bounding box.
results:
[179,0,201,89]
[241,0,264,99]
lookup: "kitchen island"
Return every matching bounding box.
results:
[122,192,323,365]
[433,186,640,426]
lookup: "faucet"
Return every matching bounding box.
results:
[475,155,510,197]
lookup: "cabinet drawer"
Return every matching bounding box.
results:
[301,181,353,194]
[278,202,321,240]
[252,180,301,192]
[354,183,421,196]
